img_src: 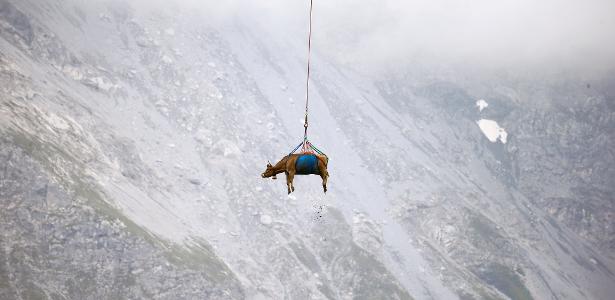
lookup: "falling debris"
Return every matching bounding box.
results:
[313,204,326,221]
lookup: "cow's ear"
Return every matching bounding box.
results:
[267,161,272,167]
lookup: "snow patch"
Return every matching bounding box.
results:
[476,99,488,111]
[476,119,507,143]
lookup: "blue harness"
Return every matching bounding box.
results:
[295,154,319,175]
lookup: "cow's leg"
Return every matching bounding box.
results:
[321,173,328,193]
[318,163,328,193]
[288,170,296,193]
[285,171,291,194]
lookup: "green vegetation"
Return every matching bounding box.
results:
[6,127,237,285]
[166,237,237,284]
[345,244,414,300]
[469,213,502,242]
[474,263,533,300]
[320,209,414,300]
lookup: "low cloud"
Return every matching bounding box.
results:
[137,0,615,74]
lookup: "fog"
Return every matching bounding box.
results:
[315,0,615,73]
[144,0,615,75]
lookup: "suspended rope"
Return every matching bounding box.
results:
[289,0,327,158]
[301,0,314,153]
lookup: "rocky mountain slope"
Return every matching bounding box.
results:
[1,0,614,299]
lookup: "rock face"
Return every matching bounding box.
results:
[0,141,244,299]
[1,0,614,299]
[508,94,615,255]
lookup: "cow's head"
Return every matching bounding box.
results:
[261,161,277,179]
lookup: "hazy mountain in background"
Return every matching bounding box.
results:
[1,0,614,299]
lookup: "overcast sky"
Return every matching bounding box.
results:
[317,0,615,72]
[142,0,615,74]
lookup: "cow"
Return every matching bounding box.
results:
[261,154,329,194]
